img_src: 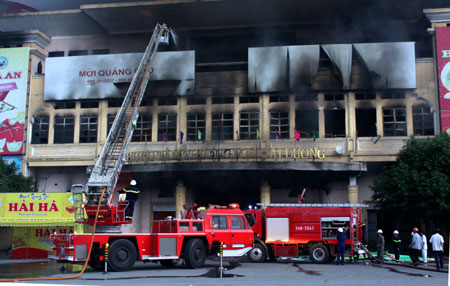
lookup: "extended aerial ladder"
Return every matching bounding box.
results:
[79,23,170,226]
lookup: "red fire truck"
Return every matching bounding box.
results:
[50,204,254,271]
[244,203,366,263]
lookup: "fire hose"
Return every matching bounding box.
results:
[0,187,107,282]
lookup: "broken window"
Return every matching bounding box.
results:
[54,101,75,109]
[212,96,234,104]
[108,99,123,108]
[380,91,406,99]
[187,97,206,105]
[355,92,375,100]
[356,109,377,137]
[31,115,49,144]
[295,110,318,138]
[107,114,116,134]
[240,95,259,104]
[325,110,346,138]
[413,107,434,136]
[212,113,234,141]
[158,114,177,141]
[270,111,289,139]
[324,93,344,101]
[295,94,318,102]
[140,97,153,106]
[158,98,177,106]
[80,101,99,109]
[54,115,74,144]
[79,115,98,143]
[132,115,152,142]
[383,107,406,136]
[187,113,206,141]
[240,111,259,140]
[269,95,289,103]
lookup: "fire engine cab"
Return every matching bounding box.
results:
[50,203,254,271]
[244,203,366,263]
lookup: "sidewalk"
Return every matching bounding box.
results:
[0,257,51,265]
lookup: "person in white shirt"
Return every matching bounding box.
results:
[420,231,427,263]
[429,229,445,270]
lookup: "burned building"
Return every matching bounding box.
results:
[0,0,445,236]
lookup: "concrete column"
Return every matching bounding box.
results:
[99,100,108,144]
[375,92,383,136]
[178,97,187,143]
[205,97,212,141]
[261,94,270,139]
[348,176,359,204]
[73,102,81,144]
[405,92,414,136]
[347,92,356,138]
[233,96,240,140]
[175,181,186,218]
[260,182,271,206]
[289,94,296,139]
[318,93,325,138]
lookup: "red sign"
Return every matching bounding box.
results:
[436,27,450,134]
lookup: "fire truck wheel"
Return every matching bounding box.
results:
[184,239,206,269]
[247,243,266,262]
[309,244,330,264]
[108,239,137,271]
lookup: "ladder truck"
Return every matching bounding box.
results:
[49,23,254,271]
[244,203,367,264]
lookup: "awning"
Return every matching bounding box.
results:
[0,193,76,227]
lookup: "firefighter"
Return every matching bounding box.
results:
[336,227,347,265]
[392,230,402,263]
[376,229,385,261]
[121,180,140,220]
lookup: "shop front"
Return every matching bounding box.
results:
[0,192,78,258]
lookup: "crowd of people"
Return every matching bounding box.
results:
[375,227,445,270]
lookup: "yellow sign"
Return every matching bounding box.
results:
[0,193,75,226]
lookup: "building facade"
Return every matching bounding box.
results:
[0,1,445,239]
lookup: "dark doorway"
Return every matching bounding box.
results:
[356,108,377,137]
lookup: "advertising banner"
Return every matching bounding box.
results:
[1,154,23,173]
[44,50,195,101]
[12,226,73,258]
[436,27,450,135]
[0,47,29,155]
[0,192,76,226]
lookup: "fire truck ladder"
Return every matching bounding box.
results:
[84,23,170,207]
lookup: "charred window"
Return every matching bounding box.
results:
[108,99,123,108]
[383,107,407,136]
[158,114,177,142]
[240,111,259,140]
[380,91,406,99]
[54,115,74,144]
[212,113,233,141]
[212,96,234,104]
[107,114,116,134]
[140,97,153,106]
[132,115,152,142]
[355,92,376,100]
[80,101,99,109]
[324,93,344,101]
[31,115,49,144]
[79,115,98,143]
[356,109,377,137]
[413,107,434,136]
[295,110,318,138]
[187,113,205,141]
[187,97,206,105]
[158,98,177,106]
[240,95,259,104]
[295,94,318,102]
[325,110,346,138]
[92,49,110,55]
[270,111,289,139]
[54,101,75,109]
[270,95,289,103]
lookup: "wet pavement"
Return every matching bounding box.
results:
[0,257,447,286]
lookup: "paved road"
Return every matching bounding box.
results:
[0,258,447,286]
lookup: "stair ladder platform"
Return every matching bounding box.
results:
[84,23,170,207]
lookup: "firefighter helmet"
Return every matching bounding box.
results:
[393,230,399,234]
[130,180,137,186]
[377,229,383,234]
[338,227,343,232]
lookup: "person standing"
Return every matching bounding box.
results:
[392,230,402,263]
[420,230,428,264]
[336,227,346,265]
[376,229,385,261]
[409,227,422,266]
[429,229,445,270]
[121,179,141,220]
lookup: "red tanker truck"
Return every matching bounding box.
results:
[244,203,366,263]
[50,204,254,271]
